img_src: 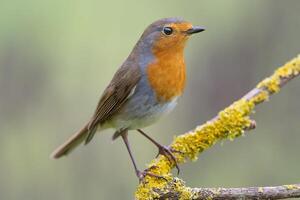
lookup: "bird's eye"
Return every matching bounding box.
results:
[162,27,173,35]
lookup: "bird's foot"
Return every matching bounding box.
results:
[136,168,167,183]
[136,129,182,176]
[155,145,181,175]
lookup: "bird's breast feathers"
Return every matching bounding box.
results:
[146,53,186,102]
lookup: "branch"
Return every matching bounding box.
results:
[192,184,300,200]
[135,55,300,199]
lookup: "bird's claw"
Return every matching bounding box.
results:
[155,145,181,175]
[136,168,167,183]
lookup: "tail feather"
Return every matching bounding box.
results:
[50,123,89,159]
[84,125,97,145]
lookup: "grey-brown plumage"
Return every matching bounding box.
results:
[51,62,141,159]
[86,61,141,143]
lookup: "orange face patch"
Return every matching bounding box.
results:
[152,22,193,55]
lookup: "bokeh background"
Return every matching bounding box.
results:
[0,0,299,199]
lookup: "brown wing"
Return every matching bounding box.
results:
[85,62,141,144]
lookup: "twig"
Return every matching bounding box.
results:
[135,55,300,199]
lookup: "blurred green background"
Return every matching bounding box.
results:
[0,0,299,199]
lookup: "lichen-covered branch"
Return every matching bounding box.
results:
[135,55,300,200]
[191,183,300,200]
[141,179,300,200]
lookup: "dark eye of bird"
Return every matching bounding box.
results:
[162,27,173,35]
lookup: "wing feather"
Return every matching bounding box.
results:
[85,63,141,143]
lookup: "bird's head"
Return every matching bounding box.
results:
[137,17,205,56]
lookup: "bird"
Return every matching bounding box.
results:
[51,17,205,180]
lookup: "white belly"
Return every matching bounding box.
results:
[108,97,178,130]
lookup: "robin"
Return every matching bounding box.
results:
[51,17,205,180]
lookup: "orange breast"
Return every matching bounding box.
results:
[147,51,186,102]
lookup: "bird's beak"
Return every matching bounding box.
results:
[186,26,205,35]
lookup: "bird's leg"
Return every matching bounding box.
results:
[120,130,166,182]
[137,129,181,175]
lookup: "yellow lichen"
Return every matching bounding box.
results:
[249,90,269,105]
[275,56,300,77]
[135,177,193,200]
[257,77,280,93]
[135,55,300,199]
[284,184,299,190]
[257,55,300,93]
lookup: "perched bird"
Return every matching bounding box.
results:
[51,17,204,180]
